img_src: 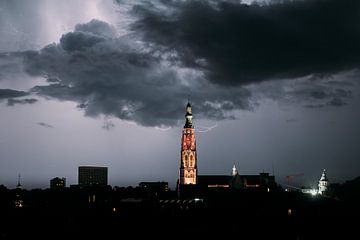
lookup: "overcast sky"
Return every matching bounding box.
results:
[0,0,359,189]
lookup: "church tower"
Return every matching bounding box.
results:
[232,164,238,177]
[179,102,197,185]
[16,173,22,189]
[318,169,329,195]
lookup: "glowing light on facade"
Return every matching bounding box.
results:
[288,209,292,216]
[179,102,198,185]
[310,189,318,196]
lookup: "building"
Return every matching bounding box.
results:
[231,172,276,190]
[139,181,170,198]
[139,181,169,192]
[318,169,329,194]
[197,166,277,192]
[198,172,276,191]
[78,166,108,187]
[50,177,66,189]
[179,102,198,185]
[198,175,232,188]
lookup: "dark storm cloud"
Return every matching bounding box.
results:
[75,19,117,38]
[21,19,252,127]
[0,53,22,79]
[60,19,117,52]
[304,97,348,108]
[7,98,38,106]
[289,82,352,108]
[60,31,107,52]
[102,119,115,131]
[248,70,356,110]
[4,0,357,127]
[37,122,54,128]
[293,86,352,100]
[131,0,360,85]
[0,89,28,99]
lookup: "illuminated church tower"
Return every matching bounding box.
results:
[179,102,197,185]
[318,169,329,195]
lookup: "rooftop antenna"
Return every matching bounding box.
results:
[272,160,275,176]
[187,95,191,104]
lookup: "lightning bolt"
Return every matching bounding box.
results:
[155,126,171,131]
[197,122,218,133]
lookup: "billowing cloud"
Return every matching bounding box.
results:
[289,79,353,108]
[21,19,252,127]
[0,0,120,51]
[131,0,360,85]
[7,98,38,106]
[102,119,115,131]
[60,19,117,52]
[0,53,24,80]
[0,89,28,99]
[2,0,359,127]
[248,71,355,109]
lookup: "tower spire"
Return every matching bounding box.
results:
[184,101,193,128]
[16,173,22,189]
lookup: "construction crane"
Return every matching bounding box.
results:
[285,173,304,191]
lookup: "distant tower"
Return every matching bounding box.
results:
[318,169,329,194]
[179,101,197,185]
[16,173,22,189]
[232,164,238,176]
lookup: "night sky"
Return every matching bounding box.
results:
[0,0,360,189]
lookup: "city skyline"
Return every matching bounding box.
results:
[1,0,360,189]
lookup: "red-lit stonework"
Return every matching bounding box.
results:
[179,102,197,185]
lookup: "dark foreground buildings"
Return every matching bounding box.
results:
[0,184,358,239]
